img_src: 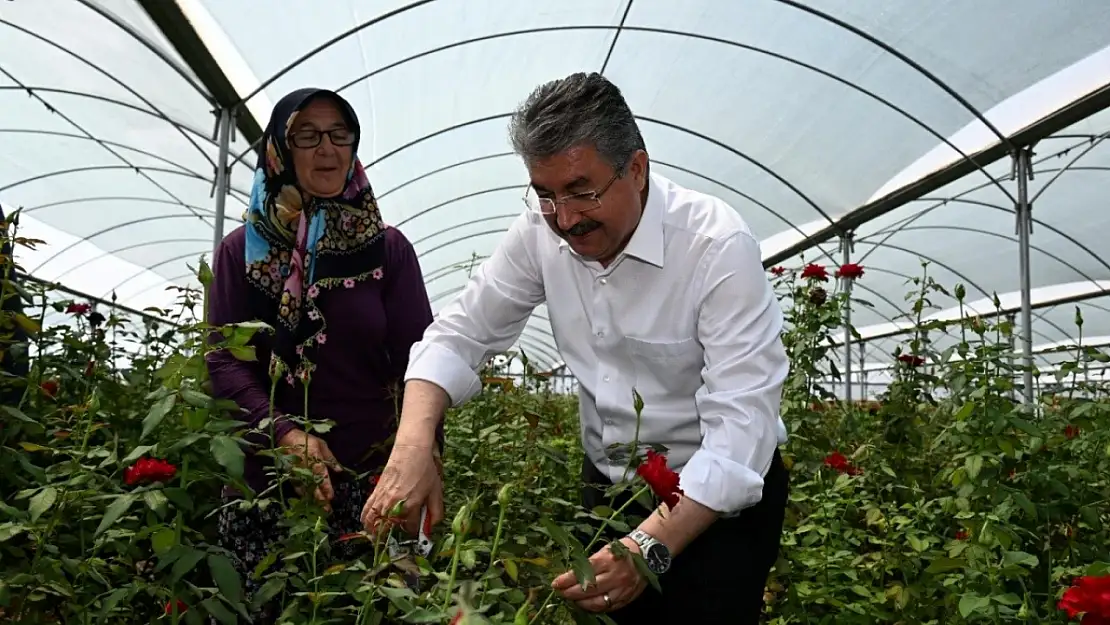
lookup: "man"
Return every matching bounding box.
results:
[362,72,790,624]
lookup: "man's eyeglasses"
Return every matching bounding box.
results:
[289,128,357,149]
[522,171,621,215]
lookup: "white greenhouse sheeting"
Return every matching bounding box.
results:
[2,0,1110,374]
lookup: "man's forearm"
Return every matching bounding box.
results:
[637,496,719,558]
[394,379,450,448]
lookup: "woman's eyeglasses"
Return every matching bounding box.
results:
[289,128,356,149]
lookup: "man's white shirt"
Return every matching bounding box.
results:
[405,172,789,515]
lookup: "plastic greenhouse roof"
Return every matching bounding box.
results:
[3,0,1110,373]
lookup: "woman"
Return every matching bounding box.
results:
[206,87,436,621]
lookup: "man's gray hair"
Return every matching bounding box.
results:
[508,72,646,171]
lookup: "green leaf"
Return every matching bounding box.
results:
[97,587,129,623]
[207,553,242,604]
[571,550,596,589]
[201,597,237,625]
[171,548,206,583]
[122,444,155,465]
[1011,491,1038,520]
[926,557,965,574]
[141,394,177,441]
[151,528,176,555]
[226,346,256,361]
[251,577,285,612]
[94,494,136,537]
[142,490,169,517]
[209,436,245,479]
[28,486,58,523]
[1009,417,1041,437]
[13,313,40,336]
[959,593,990,618]
[181,389,211,408]
[1002,550,1038,568]
[965,455,983,480]
[400,608,448,623]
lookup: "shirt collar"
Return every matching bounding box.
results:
[558,172,666,268]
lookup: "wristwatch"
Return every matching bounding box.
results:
[628,529,672,575]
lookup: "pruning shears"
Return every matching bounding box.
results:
[385,504,433,588]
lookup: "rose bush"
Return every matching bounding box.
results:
[0,217,1107,624]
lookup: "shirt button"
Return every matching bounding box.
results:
[596,330,605,338]
[599,277,608,285]
[603,375,610,382]
[605,419,614,426]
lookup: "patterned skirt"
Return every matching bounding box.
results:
[210,478,378,624]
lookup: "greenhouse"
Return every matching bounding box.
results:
[2,1,1109,624]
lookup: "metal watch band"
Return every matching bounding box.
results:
[629,529,657,550]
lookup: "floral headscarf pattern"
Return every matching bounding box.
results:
[243,88,387,377]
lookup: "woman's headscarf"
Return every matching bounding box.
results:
[243,88,386,375]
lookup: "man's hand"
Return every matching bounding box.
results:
[552,537,647,613]
[277,429,341,513]
[361,443,445,536]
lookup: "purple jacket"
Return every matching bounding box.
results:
[206,224,434,495]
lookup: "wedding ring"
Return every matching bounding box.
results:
[603,593,612,610]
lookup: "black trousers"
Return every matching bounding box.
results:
[580,449,789,624]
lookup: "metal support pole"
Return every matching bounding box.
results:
[1013,147,1035,406]
[1006,312,1017,400]
[858,342,867,399]
[211,107,233,253]
[840,231,854,403]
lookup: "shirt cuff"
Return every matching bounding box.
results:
[679,448,769,517]
[404,341,483,407]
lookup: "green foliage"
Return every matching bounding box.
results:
[0,223,1106,623]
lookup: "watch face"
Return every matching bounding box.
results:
[645,543,671,574]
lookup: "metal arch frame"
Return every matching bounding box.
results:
[899,197,1110,279]
[73,0,213,103]
[51,238,211,283]
[0,129,216,181]
[0,164,232,196]
[763,84,1110,266]
[47,6,1110,385]
[768,0,1011,149]
[0,86,254,199]
[0,76,214,229]
[841,156,1110,341]
[29,211,240,275]
[22,196,220,218]
[228,23,1014,209]
[0,18,217,171]
[860,224,1103,320]
[849,133,1110,264]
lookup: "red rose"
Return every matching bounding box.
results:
[1058,574,1110,622]
[800,264,828,282]
[770,266,787,276]
[636,449,683,509]
[123,457,178,486]
[1065,424,1080,439]
[955,530,968,541]
[164,599,188,615]
[66,302,91,315]
[823,451,861,476]
[835,263,864,280]
[40,379,59,398]
[897,354,925,367]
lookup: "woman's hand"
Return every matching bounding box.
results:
[277,429,341,513]
[361,443,444,536]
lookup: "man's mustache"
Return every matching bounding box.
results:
[561,219,602,237]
